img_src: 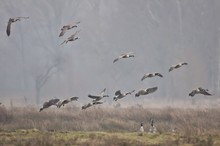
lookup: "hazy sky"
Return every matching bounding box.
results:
[0,0,219,107]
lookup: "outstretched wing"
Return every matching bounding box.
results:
[100,88,106,96]
[115,90,122,96]
[6,21,12,36]
[189,90,196,97]
[88,94,100,99]
[200,90,212,96]
[155,73,163,77]
[146,87,158,94]
[59,27,68,37]
[141,74,149,81]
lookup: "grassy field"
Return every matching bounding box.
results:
[0,105,220,145]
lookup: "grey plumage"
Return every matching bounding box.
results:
[6,17,29,36]
[113,90,135,101]
[169,62,188,72]
[39,98,60,112]
[141,72,163,81]
[135,87,158,97]
[57,97,79,108]
[189,87,212,97]
[60,30,80,45]
[113,52,134,63]
[88,88,109,102]
[59,21,80,37]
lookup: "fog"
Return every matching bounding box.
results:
[0,0,219,107]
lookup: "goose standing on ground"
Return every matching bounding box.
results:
[135,87,158,97]
[39,98,60,112]
[57,97,79,108]
[141,72,163,81]
[140,122,144,132]
[189,87,212,97]
[113,90,135,101]
[60,30,80,45]
[6,17,29,36]
[59,21,80,37]
[81,101,105,110]
[169,62,188,72]
[149,119,157,133]
[88,88,109,102]
[113,52,134,63]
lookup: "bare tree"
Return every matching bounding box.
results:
[35,62,59,105]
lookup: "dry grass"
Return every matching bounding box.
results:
[0,105,220,135]
[0,105,220,145]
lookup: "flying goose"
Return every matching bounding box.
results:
[6,17,29,36]
[113,90,135,101]
[59,21,80,37]
[81,101,105,110]
[113,52,134,63]
[189,87,212,97]
[135,87,158,97]
[88,88,109,102]
[57,96,79,108]
[60,30,80,45]
[141,72,163,81]
[39,98,60,112]
[169,62,188,72]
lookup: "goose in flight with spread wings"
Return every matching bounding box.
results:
[6,17,29,36]
[88,88,109,102]
[189,87,213,97]
[141,72,163,81]
[113,52,134,63]
[39,98,60,112]
[113,90,135,101]
[60,30,80,45]
[135,87,158,97]
[82,101,105,110]
[59,21,80,37]
[57,97,79,108]
[169,62,188,72]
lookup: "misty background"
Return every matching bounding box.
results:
[0,0,219,107]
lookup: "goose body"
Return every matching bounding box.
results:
[189,87,212,97]
[6,17,29,36]
[169,62,188,72]
[60,30,80,45]
[59,21,80,37]
[57,97,79,108]
[113,90,135,101]
[140,122,144,132]
[141,72,163,81]
[88,88,109,102]
[113,52,134,63]
[135,87,158,97]
[39,98,60,112]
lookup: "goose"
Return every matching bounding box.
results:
[60,30,80,45]
[141,72,163,81]
[149,119,157,133]
[39,98,60,112]
[140,122,144,132]
[113,52,134,63]
[189,87,212,97]
[81,101,105,110]
[169,62,188,72]
[57,96,79,108]
[59,21,80,37]
[88,88,109,102]
[113,90,135,101]
[135,87,158,97]
[6,17,29,36]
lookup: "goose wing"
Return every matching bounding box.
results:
[6,20,12,36]
[115,90,122,96]
[189,90,197,97]
[100,88,106,96]
[59,27,68,37]
[141,73,149,81]
[88,94,100,99]
[146,87,158,94]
